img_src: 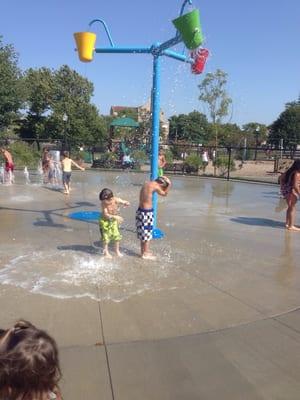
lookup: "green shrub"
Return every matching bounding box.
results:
[214,155,235,175]
[169,145,181,159]
[184,153,202,174]
[9,141,41,168]
[164,149,173,164]
[131,149,148,164]
[99,152,118,168]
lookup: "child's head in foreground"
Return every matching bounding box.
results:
[0,319,61,400]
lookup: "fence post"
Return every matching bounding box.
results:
[274,155,279,173]
[227,147,231,181]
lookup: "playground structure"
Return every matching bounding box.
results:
[74,0,208,238]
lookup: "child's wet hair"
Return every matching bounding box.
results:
[0,320,61,399]
[99,188,114,201]
[283,159,300,184]
[155,177,169,188]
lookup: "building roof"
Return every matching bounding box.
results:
[110,106,139,114]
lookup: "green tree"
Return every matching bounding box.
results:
[169,111,210,143]
[50,65,96,147]
[0,37,24,132]
[269,99,300,149]
[218,123,243,147]
[242,122,268,147]
[198,69,232,148]
[19,67,54,144]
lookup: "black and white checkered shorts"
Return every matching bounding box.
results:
[136,207,154,242]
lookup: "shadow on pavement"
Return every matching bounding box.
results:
[231,216,285,228]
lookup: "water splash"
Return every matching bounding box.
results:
[0,247,185,302]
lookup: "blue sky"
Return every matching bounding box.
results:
[1,0,299,126]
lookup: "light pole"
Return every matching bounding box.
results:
[243,136,247,163]
[254,126,260,161]
[63,113,68,151]
[280,138,284,159]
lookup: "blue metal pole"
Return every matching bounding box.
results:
[162,49,194,63]
[155,36,182,53]
[95,47,151,54]
[150,54,161,234]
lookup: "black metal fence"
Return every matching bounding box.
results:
[162,144,300,184]
[2,137,300,184]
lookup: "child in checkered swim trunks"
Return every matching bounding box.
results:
[99,188,130,258]
[136,176,171,260]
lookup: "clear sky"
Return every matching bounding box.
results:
[1,0,299,126]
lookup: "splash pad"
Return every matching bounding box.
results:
[74,0,209,238]
[1,170,299,306]
[1,171,300,398]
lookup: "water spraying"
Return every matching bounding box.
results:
[24,166,30,184]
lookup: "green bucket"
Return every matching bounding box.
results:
[172,9,203,50]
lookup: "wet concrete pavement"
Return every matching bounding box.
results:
[0,171,300,399]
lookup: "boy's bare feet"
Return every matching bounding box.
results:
[116,251,124,257]
[287,226,300,232]
[103,251,112,258]
[141,253,156,260]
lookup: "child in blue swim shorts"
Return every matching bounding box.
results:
[99,188,130,258]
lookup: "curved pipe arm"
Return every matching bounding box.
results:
[179,0,193,16]
[88,19,115,47]
[175,0,193,39]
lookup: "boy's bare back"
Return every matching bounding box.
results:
[139,178,170,209]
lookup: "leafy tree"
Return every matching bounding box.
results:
[269,99,300,149]
[19,68,54,144]
[0,37,24,131]
[198,69,232,148]
[218,123,243,147]
[23,67,53,116]
[169,111,210,143]
[50,65,98,147]
[242,122,268,147]
[9,141,40,168]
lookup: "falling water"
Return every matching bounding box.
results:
[37,160,44,184]
[24,166,30,184]
[0,164,4,184]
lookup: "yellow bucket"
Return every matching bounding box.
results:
[74,32,96,62]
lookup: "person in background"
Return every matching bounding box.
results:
[0,147,14,184]
[158,150,166,177]
[201,149,209,172]
[61,151,85,195]
[280,159,300,231]
[42,148,50,184]
[0,319,62,400]
[122,153,132,170]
